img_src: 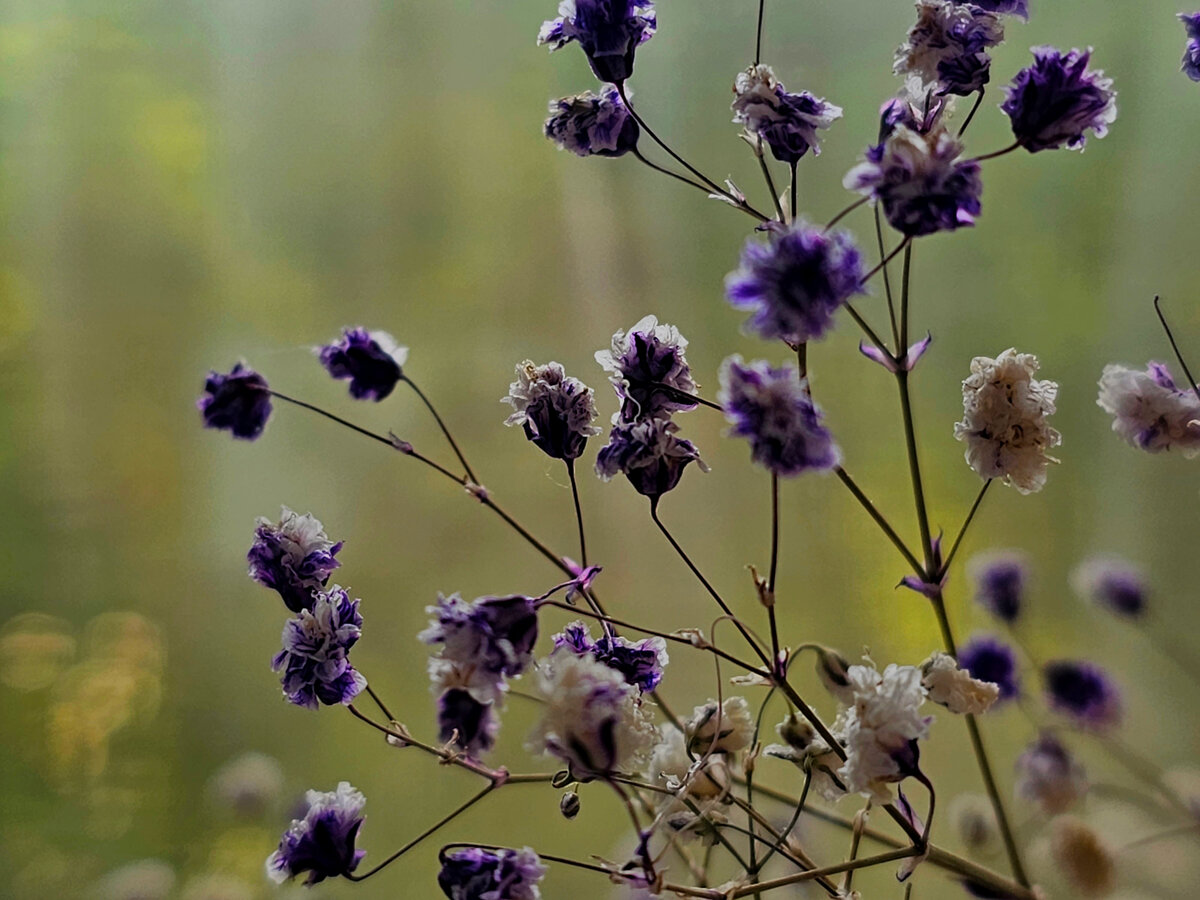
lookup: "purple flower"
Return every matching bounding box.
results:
[731,65,843,163]
[894,1,1005,97]
[876,81,947,148]
[198,362,272,440]
[437,846,546,900]
[537,0,656,84]
[595,417,707,498]
[317,327,408,401]
[545,85,639,157]
[725,221,865,344]
[1071,557,1148,618]
[247,507,343,613]
[1001,47,1116,152]
[1043,660,1122,732]
[1015,733,1087,814]
[718,356,841,476]
[437,688,499,758]
[959,635,1020,702]
[846,125,982,236]
[968,550,1028,623]
[502,361,600,461]
[1182,13,1200,81]
[1096,362,1200,456]
[596,315,698,422]
[552,621,668,692]
[272,587,367,709]
[266,782,366,885]
[971,0,1028,18]
[420,593,540,679]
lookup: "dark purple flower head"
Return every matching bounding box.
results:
[846,124,982,236]
[317,327,407,401]
[1015,733,1087,814]
[968,550,1028,623]
[725,220,865,344]
[247,507,343,613]
[1071,557,1148,618]
[266,782,366,885]
[1182,13,1200,81]
[538,0,656,84]
[421,593,540,679]
[1043,660,1122,732]
[596,315,698,422]
[198,362,272,440]
[545,85,639,157]
[438,846,546,900]
[552,620,668,692]
[595,416,707,498]
[959,634,1020,702]
[876,80,946,150]
[436,688,499,759]
[718,356,841,476]
[271,587,366,709]
[731,65,843,163]
[1001,47,1117,152]
[894,0,1005,97]
[502,361,600,461]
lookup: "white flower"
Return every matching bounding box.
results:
[527,653,658,778]
[836,663,931,803]
[1096,362,1200,456]
[953,348,1061,493]
[685,696,755,755]
[427,656,504,706]
[920,651,999,715]
[762,714,845,802]
[731,64,782,127]
[648,728,733,801]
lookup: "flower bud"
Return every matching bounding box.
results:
[559,791,581,820]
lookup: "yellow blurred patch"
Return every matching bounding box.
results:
[0,613,75,691]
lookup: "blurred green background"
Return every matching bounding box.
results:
[1,0,1198,897]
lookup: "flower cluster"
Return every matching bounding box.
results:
[552,620,667,693]
[731,64,842,163]
[271,586,367,709]
[317,327,407,401]
[503,360,600,461]
[438,847,546,900]
[968,550,1028,623]
[198,362,272,440]
[1071,556,1147,618]
[1096,361,1200,456]
[954,348,1061,493]
[1001,47,1117,152]
[894,0,1005,97]
[920,651,1000,715]
[1183,13,1200,81]
[266,782,366,885]
[545,86,639,157]
[1043,659,1122,732]
[959,635,1020,702]
[538,0,656,84]
[247,507,343,613]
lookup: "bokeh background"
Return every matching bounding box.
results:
[2,0,1198,897]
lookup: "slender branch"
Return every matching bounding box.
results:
[1153,295,1200,401]
[766,473,782,674]
[789,161,798,222]
[957,87,985,138]
[844,301,892,358]
[365,684,396,722]
[824,195,868,231]
[565,458,588,568]
[834,467,925,574]
[750,769,812,874]
[402,375,477,483]
[940,480,992,576]
[1116,823,1200,853]
[757,140,786,222]
[875,205,902,349]
[730,846,922,897]
[754,0,765,64]
[969,141,1021,163]
[897,376,934,566]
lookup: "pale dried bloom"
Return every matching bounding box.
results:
[649,728,733,801]
[762,713,845,802]
[836,663,931,802]
[1049,816,1116,897]
[954,348,1061,493]
[685,696,755,756]
[1096,362,1200,456]
[920,651,999,714]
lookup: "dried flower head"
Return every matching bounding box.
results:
[266,782,366,885]
[954,348,1061,494]
[731,64,843,163]
[538,0,656,84]
[198,362,272,440]
[968,549,1029,623]
[596,315,698,422]
[894,0,1004,97]
[1048,816,1116,898]
[247,507,343,614]
[1043,660,1122,732]
[528,652,658,779]
[1071,556,1148,618]
[552,620,668,693]
[1002,47,1116,152]
[1182,13,1200,81]
[595,416,707,498]
[271,587,367,709]
[921,651,1000,715]
[971,0,1028,18]
[438,846,546,900]
[685,696,755,756]
[1015,733,1087,814]
[958,635,1020,702]
[1096,362,1200,456]
[845,125,982,237]
[317,327,407,401]
[718,356,841,476]
[725,220,865,343]
[503,360,600,461]
[207,751,285,819]
[436,687,500,759]
[545,86,639,157]
[420,592,540,679]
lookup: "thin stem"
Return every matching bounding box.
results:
[940,480,992,576]
[648,381,724,411]
[844,301,892,358]
[757,140,785,222]
[897,369,934,568]
[824,195,868,231]
[365,684,396,722]
[861,237,911,288]
[751,768,812,873]
[834,467,925,574]
[875,205,902,349]
[730,847,922,897]
[1116,823,1200,853]
[1154,295,1200,401]
[634,148,765,224]
[565,458,588,568]
[754,0,765,63]
[789,161,798,222]
[650,500,774,670]
[346,783,496,881]
[957,87,985,138]
[767,472,781,674]
[841,803,868,895]
[969,141,1021,163]
[402,375,477,483]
